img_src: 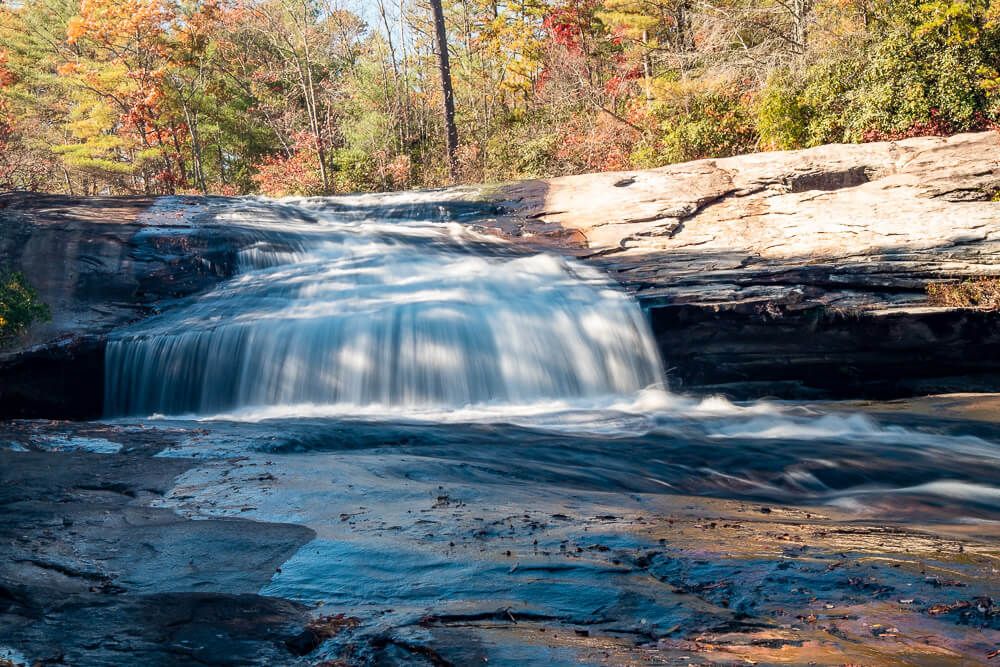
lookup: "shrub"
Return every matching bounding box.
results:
[642,86,758,165]
[757,69,810,151]
[484,123,563,180]
[0,271,49,344]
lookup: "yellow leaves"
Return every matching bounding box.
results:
[65,97,117,140]
[978,64,1000,105]
[57,0,174,154]
[597,0,660,40]
[465,0,545,98]
[986,0,1000,28]
[915,0,984,45]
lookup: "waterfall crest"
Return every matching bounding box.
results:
[105,197,665,417]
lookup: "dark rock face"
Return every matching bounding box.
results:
[648,302,1000,399]
[0,337,105,419]
[0,194,235,344]
[0,193,248,419]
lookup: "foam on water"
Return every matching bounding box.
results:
[105,196,664,417]
[34,436,123,454]
[101,194,1000,469]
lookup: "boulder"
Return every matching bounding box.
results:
[487,132,1000,397]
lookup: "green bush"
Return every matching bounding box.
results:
[763,2,1000,147]
[646,89,759,164]
[757,69,810,150]
[482,113,564,181]
[0,271,49,344]
[332,147,379,193]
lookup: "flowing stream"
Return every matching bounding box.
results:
[100,194,1000,519]
[7,193,1000,665]
[106,195,663,418]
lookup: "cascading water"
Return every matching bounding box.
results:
[105,195,665,417]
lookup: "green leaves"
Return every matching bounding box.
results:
[0,271,50,345]
[915,0,985,46]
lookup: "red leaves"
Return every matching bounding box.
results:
[0,50,15,88]
[251,131,325,197]
[543,0,601,52]
[862,108,998,142]
[604,65,642,95]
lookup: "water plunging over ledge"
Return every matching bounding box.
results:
[8,194,1000,666]
[104,195,664,417]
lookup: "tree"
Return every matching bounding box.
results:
[1,0,998,195]
[429,0,459,179]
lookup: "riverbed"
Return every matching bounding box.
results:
[2,194,999,666]
[2,394,998,665]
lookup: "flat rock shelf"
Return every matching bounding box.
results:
[1,399,999,665]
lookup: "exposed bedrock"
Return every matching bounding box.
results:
[0,193,252,418]
[0,443,317,666]
[2,133,1000,414]
[487,131,1000,398]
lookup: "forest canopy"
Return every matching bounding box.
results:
[1,0,998,196]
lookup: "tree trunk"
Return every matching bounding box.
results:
[62,167,74,196]
[791,0,813,52]
[302,60,330,193]
[642,29,653,104]
[429,0,459,180]
[182,103,208,194]
[676,1,693,52]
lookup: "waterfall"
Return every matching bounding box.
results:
[105,196,665,417]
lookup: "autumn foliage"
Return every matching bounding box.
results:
[1,0,999,196]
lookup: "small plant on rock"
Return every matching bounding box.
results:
[0,270,49,344]
[927,277,1000,309]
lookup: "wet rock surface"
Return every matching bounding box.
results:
[486,132,1000,398]
[1,401,998,665]
[0,427,316,666]
[4,135,1000,406]
[0,193,256,419]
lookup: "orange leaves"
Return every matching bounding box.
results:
[60,0,175,126]
[56,0,181,192]
[555,112,639,173]
[65,15,87,44]
[142,88,161,109]
[66,0,172,50]
[0,50,15,88]
[251,131,326,196]
[252,150,324,196]
[56,61,78,77]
